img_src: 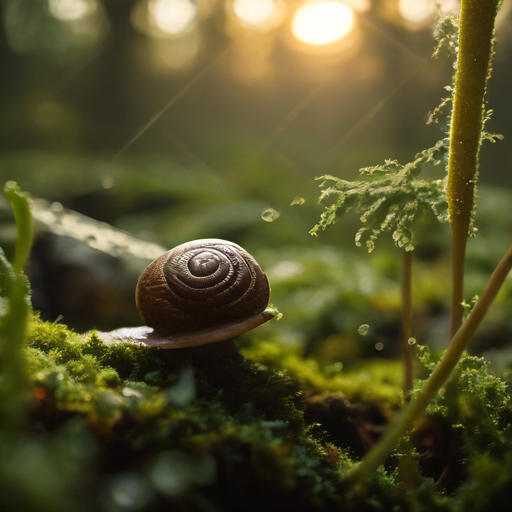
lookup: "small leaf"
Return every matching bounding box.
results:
[4,182,34,274]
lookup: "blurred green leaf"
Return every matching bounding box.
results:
[4,181,33,274]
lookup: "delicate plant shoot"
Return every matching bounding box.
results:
[310,140,449,253]
[4,181,34,275]
[0,182,34,428]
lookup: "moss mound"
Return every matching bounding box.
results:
[3,317,512,512]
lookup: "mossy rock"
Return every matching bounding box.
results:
[4,317,512,512]
[1,316,411,512]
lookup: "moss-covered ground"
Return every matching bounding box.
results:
[2,314,512,512]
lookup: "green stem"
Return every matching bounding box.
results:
[346,241,512,485]
[447,0,500,338]
[0,182,33,428]
[402,250,413,401]
[0,273,31,428]
[4,181,33,274]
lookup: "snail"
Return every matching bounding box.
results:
[96,239,275,348]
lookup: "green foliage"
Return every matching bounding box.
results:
[0,182,33,428]
[19,316,415,511]
[8,309,512,511]
[413,349,512,467]
[445,356,512,459]
[4,181,33,274]
[310,141,449,252]
[243,340,403,409]
[309,11,497,254]
[452,454,512,512]
[0,262,31,427]
[432,14,459,60]
[308,16,458,253]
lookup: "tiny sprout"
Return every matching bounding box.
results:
[407,337,416,346]
[261,208,280,222]
[290,197,306,206]
[358,324,370,336]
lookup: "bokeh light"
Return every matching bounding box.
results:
[148,0,197,36]
[398,0,459,30]
[48,0,97,21]
[131,0,205,72]
[146,31,201,72]
[291,1,355,46]
[233,0,276,26]
[5,0,108,56]
[398,0,437,27]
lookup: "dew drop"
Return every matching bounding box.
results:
[102,176,114,189]
[358,324,370,336]
[108,472,152,510]
[261,208,280,222]
[375,342,384,351]
[407,337,416,346]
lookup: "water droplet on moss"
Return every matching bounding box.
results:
[261,208,280,222]
[358,324,370,336]
[108,472,153,510]
[408,337,416,345]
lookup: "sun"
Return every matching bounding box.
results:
[291,1,355,46]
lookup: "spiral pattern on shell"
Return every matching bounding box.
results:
[135,239,270,336]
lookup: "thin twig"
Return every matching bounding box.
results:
[402,250,414,401]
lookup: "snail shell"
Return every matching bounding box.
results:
[135,238,271,340]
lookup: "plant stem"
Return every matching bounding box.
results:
[447,0,500,338]
[0,273,31,428]
[346,241,512,485]
[4,181,33,274]
[402,250,413,401]
[0,182,33,429]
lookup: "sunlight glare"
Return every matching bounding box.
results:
[398,0,437,26]
[149,0,197,35]
[233,0,277,27]
[48,0,96,21]
[291,1,355,46]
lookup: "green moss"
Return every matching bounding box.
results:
[242,340,403,408]
[11,315,512,511]
[433,355,512,460]
[7,316,422,511]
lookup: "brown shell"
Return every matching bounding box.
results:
[135,239,270,337]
